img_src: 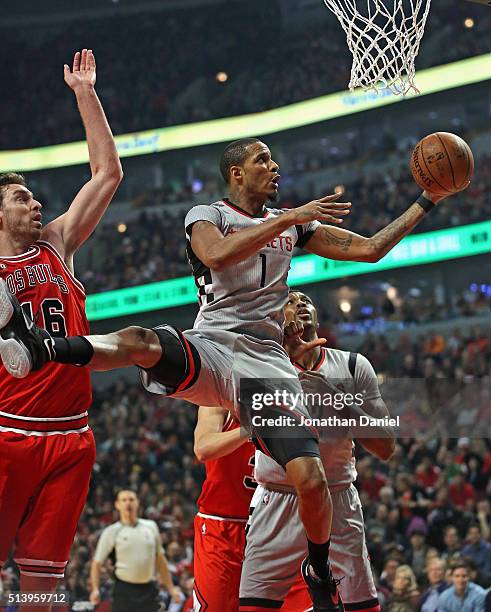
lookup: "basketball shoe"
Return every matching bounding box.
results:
[301,557,344,612]
[0,278,54,378]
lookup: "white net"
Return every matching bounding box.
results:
[323,0,432,95]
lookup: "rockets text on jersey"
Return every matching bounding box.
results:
[0,241,91,432]
[185,199,319,343]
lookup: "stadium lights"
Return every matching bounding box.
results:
[464,17,475,27]
[1,53,491,173]
[216,71,228,83]
[339,300,352,313]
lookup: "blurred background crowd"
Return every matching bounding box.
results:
[1,326,490,610]
[1,0,490,149]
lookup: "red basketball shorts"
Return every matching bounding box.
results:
[193,513,247,612]
[0,429,95,578]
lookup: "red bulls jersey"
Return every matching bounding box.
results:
[0,241,91,433]
[197,413,256,519]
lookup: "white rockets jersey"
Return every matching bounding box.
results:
[185,199,319,343]
[254,348,382,490]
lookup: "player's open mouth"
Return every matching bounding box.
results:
[270,175,280,189]
[297,308,311,318]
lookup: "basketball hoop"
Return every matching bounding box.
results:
[323,0,432,95]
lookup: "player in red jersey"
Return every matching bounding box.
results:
[0,49,122,610]
[192,406,256,612]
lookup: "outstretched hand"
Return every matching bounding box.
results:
[283,320,326,361]
[422,182,471,205]
[292,192,351,225]
[64,49,96,91]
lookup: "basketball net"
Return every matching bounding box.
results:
[323,0,432,95]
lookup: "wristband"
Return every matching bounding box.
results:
[416,193,436,212]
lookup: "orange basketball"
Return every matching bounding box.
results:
[410,132,474,196]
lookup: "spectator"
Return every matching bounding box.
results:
[441,526,463,563]
[407,529,429,581]
[385,565,420,612]
[419,557,451,612]
[449,470,477,511]
[461,525,491,587]
[437,561,486,611]
[379,556,400,594]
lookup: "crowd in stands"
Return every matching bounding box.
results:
[79,149,491,298]
[1,0,490,148]
[2,325,489,610]
[332,284,491,334]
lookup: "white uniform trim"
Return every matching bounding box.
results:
[196,512,248,523]
[15,558,67,567]
[0,410,88,421]
[0,425,89,436]
[0,246,39,262]
[18,570,64,578]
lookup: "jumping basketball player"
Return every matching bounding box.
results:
[240,290,395,612]
[0,49,122,611]
[0,137,453,610]
[192,406,255,611]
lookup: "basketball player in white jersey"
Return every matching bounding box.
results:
[1,138,452,610]
[239,290,395,612]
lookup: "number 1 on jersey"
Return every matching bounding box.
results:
[259,253,267,288]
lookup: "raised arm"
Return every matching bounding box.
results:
[189,194,350,271]
[42,49,123,267]
[304,191,446,263]
[194,406,248,462]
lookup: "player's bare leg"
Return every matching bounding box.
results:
[86,326,162,370]
[286,456,332,544]
[286,456,343,611]
[0,280,164,376]
[19,575,58,612]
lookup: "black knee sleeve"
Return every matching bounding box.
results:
[250,404,320,468]
[143,325,201,394]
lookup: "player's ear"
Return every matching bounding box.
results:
[230,165,242,182]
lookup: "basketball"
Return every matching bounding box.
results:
[410,132,474,196]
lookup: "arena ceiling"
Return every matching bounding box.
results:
[2,0,233,26]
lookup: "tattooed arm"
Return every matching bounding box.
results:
[304,194,436,262]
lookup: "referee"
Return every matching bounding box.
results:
[89,489,181,611]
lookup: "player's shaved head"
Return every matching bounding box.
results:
[219,138,262,183]
[0,172,26,208]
